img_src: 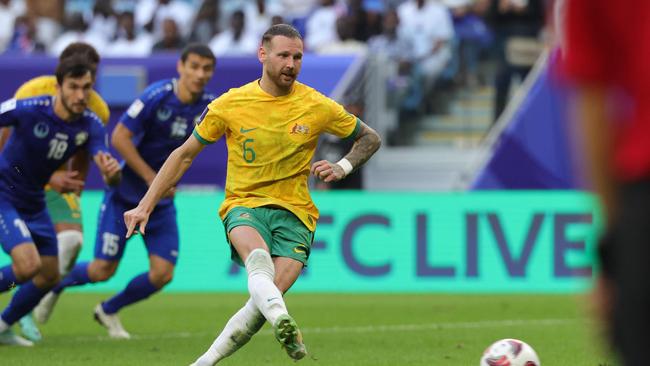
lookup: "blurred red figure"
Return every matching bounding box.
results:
[563,1,650,365]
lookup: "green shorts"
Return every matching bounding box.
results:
[223,206,314,267]
[45,189,82,225]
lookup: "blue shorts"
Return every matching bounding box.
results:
[93,192,179,264]
[0,196,57,257]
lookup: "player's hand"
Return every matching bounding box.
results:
[49,170,85,193]
[310,160,346,183]
[124,205,150,238]
[97,152,121,186]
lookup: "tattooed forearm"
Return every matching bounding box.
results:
[344,122,382,170]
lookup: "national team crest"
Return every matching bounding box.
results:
[289,123,310,135]
[33,122,49,138]
[75,131,88,146]
[157,107,172,121]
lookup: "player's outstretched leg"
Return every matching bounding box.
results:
[190,298,266,365]
[17,229,80,340]
[94,271,163,339]
[245,249,307,360]
[33,261,92,323]
[1,263,42,342]
[0,280,50,347]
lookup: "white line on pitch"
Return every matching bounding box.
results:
[61,318,582,343]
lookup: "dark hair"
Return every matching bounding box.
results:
[59,42,100,71]
[262,24,302,46]
[55,55,94,85]
[180,43,216,63]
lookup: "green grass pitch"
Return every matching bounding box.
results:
[0,293,616,365]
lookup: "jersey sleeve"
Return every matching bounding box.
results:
[0,99,19,127]
[87,119,109,156]
[118,85,161,135]
[193,99,226,144]
[322,96,361,140]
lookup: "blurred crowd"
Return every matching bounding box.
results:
[0,0,547,121]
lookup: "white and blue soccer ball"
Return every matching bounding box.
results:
[479,338,540,366]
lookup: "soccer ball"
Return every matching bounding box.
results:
[479,338,540,366]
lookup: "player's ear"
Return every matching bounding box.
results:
[176,59,183,75]
[258,43,266,63]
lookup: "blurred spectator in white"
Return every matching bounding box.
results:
[397,0,454,93]
[105,11,153,57]
[368,8,420,112]
[4,14,44,54]
[368,8,412,60]
[318,15,367,55]
[305,0,346,52]
[0,0,26,52]
[280,0,317,37]
[190,0,220,44]
[25,0,63,47]
[209,9,257,56]
[86,0,118,44]
[244,0,284,40]
[444,0,492,88]
[136,0,195,40]
[153,17,186,52]
[280,0,317,22]
[50,12,106,57]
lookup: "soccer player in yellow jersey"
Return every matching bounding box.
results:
[0,42,110,342]
[124,24,381,363]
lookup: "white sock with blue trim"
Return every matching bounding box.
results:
[245,249,287,325]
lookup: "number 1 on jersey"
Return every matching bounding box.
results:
[13,218,30,238]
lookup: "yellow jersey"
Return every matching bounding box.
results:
[194,80,360,231]
[14,75,110,125]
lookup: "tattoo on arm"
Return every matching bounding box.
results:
[344,122,381,170]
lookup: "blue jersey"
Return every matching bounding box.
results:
[114,79,216,204]
[0,96,107,213]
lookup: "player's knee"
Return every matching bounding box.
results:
[89,261,117,282]
[149,268,174,288]
[245,248,274,279]
[39,268,61,287]
[14,256,42,281]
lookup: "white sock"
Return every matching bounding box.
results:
[245,249,288,325]
[57,230,83,276]
[192,298,265,365]
[0,319,9,332]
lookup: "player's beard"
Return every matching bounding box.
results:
[270,67,295,91]
[61,93,86,119]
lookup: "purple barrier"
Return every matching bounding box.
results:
[472,53,583,190]
[0,54,356,189]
